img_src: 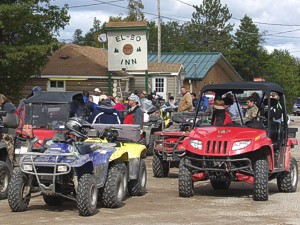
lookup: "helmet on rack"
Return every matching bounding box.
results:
[65,117,87,138]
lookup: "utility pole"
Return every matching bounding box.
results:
[157,0,161,62]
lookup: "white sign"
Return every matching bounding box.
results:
[107,30,148,71]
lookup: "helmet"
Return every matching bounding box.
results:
[32,86,42,94]
[65,117,86,138]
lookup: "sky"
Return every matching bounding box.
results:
[54,0,300,58]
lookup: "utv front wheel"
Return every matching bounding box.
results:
[100,164,125,208]
[210,180,231,190]
[128,159,147,196]
[152,154,169,177]
[277,157,298,192]
[0,161,11,200]
[77,174,98,216]
[43,195,65,206]
[253,157,269,201]
[8,171,31,212]
[178,158,194,197]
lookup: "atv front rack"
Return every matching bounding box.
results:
[20,152,74,194]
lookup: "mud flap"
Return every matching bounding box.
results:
[129,158,140,180]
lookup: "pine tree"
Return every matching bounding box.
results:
[187,0,233,54]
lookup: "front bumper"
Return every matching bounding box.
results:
[184,156,252,172]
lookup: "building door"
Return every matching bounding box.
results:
[152,77,166,100]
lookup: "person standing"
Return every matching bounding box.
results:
[123,93,143,128]
[92,88,101,105]
[178,86,193,112]
[0,94,16,163]
[88,96,121,124]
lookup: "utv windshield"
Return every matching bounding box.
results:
[20,102,81,128]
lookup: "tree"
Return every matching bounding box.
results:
[229,15,266,81]
[83,18,102,47]
[187,0,234,54]
[0,0,70,102]
[126,0,144,21]
[73,29,84,45]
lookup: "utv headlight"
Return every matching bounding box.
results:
[23,164,33,171]
[232,140,251,150]
[190,139,202,150]
[57,165,68,172]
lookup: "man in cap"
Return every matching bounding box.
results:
[92,88,101,105]
[178,86,193,112]
[123,93,143,128]
[212,99,232,125]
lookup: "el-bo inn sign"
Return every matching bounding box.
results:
[107,30,148,71]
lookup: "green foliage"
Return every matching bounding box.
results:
[126,0,144,21]
[187,0,234,53]
[0,0,70,102]
[229,15,267,81]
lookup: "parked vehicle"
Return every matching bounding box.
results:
[14,91,87,162]
[293,97,300,116]
[179,82,298,201]
[152,113,194,178]
[142,105,165,155]
[0,111,18,199]
[8,118,147,216]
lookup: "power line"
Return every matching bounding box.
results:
[69,0,125,9]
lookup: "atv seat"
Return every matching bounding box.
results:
[91,124,141,142]
[76,144,94,155]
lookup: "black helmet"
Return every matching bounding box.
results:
[65,117,87,138]
[32,86,42,94]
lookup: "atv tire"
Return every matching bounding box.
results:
[277,157,298,192]
[253,157,269,201]
[146,134,155,156]
[77,174,98,216]
[152,153,169,177]
[8,171,31,212]
[43,195,65,206]
[210,180,231,190]
[179,158,194,197]
[0,161,11,200]
[128,159,147,196]
[100,164,125,208]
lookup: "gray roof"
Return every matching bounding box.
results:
[148,52,240,80]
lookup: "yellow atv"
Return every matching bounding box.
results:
[85,124,147,196]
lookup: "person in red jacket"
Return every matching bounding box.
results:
[212,99,232,125]
[123,93,143,128]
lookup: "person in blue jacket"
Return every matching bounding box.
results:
[88,96,121,124]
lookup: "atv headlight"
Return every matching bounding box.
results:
[190,139,202,150]
[57,165,68,172]
[23,164,33,171]
[232,140,251,150]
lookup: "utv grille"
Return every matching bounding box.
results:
[206,141,228,154]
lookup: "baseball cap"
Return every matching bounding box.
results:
[99,95,108,102]
[128,93,139,103]
[94,88,101,93]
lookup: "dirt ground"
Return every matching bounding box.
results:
[1,116,300,225]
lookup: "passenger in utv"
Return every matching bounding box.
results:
[245,96,259,120]
[212,99,232,125]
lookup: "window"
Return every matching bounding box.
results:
[48,80,65,91]
[154,78,164,92]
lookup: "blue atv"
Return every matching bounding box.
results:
[7,118,146,216]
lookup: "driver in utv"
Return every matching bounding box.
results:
[212,99,232,125]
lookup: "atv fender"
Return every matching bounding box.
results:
[109,148,129,162]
